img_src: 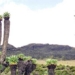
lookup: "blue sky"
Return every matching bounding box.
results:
[0,0,63,10]
[0,0,75,47]
[13,0,63,10]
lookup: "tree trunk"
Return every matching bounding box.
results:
[17,58,26,75]
[24,60,33,75]
[10,65,17,75]
[47,64,56,75]
[32,64,36,72]
[0,21,2,45]
[48,69,55,75]
[0,20,10,63]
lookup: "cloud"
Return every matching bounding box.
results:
[0,0,75,47]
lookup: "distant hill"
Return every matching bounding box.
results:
[0,43,75,60]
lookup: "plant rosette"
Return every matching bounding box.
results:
[31,58,37,64]
[0,15,2,21]
[6,55,18,65]
[23,56,32,61]
[46,59,57,66]
[6,57,10,62]
[3,12,10,20]
[17,53,25,60]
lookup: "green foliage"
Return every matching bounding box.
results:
[31,58,37,64]
[3,12,10,18]
[17,53,25,60]
[1,59,75,75]
[56,64,65,70]
[70,66,75,72]
[34,64,48,75]
[1,44,75,60]
[0,64,3,70]
[7,55,18,65]
[61,70,70,75]
[6,57,10,62]
[33,64,75,75]
[0,53,75,75]
[4,67,10,74]
[46,58,57,65]
[23,56,32,61]
[55,70,62,75]
[0,15,2,20]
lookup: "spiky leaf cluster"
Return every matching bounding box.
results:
[46,58,57,65]
[31,58,37,64]
[6,55,18,65]
[3,12,10,18]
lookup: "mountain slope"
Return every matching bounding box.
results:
[0,43,75,60]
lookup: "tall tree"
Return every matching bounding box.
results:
[0,15,2,45]
[0,12,10,63]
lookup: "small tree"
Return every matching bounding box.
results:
[0,12,10,63]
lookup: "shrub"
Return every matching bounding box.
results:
[56,65,65,70]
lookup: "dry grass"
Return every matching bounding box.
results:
[37,60,75,66]
[58,60,75,66]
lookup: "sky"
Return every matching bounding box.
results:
[0,0,75,47]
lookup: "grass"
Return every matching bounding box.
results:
[37,60,75,66]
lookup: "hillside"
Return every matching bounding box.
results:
[0,43,75,60]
